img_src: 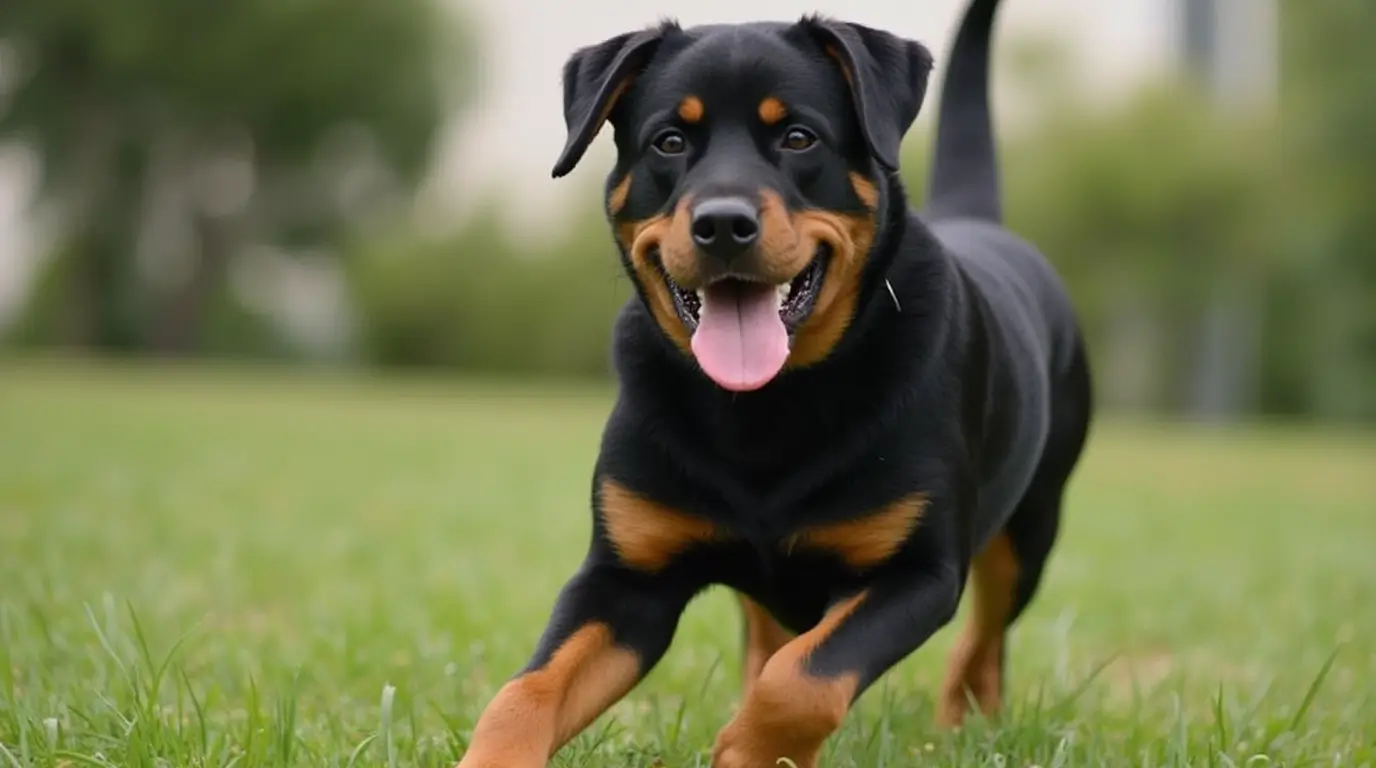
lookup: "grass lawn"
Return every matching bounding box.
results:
[1,358,1373,767]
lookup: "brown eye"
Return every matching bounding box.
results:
[782,126,817,152]
[653,129,687,155]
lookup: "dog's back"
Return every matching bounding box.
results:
[921,0,1095,585]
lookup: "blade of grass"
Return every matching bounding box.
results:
[1287,647,1341,733]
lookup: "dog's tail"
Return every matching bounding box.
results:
[925,0,1004,223]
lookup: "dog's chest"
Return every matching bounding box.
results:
[698,532,871,631]
[687,492,928,623]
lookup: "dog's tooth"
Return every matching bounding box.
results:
[776,284,789,305]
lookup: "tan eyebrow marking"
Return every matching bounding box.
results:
[758,96,788,125]
[678,95,705,123]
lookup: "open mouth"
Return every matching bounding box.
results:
[659,246,829,335]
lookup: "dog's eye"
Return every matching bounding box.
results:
[652,129,687,156]
[781,127,818,152]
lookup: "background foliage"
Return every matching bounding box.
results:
[1,0,473,355]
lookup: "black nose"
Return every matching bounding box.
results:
[690,197,759,263]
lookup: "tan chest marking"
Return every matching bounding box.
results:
[599,479,724,572]
[784,493,928,569]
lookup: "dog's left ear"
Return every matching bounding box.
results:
[551,26,669,179]
[801,17,933,172]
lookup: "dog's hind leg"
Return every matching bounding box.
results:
[1005,337,1092,627]
[736,592,794,697]
[938,342,1093,728]
[936,530,1021,727]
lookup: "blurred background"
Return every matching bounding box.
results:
[0,0,1371,425]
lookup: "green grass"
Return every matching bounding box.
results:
[1,358,1374,767]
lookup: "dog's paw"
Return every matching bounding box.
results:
[711,723,818,768]
[453,753,544,768]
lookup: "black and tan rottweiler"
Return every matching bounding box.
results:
[456,0,1093,764]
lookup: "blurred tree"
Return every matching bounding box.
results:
[1276,0,1376,420]
[999,84,1282,414]
[0,0,474,354]
[906,35,1285,416]
[346,198,633,378]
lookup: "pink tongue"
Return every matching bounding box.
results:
[690,281,789,392]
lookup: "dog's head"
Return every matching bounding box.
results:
[552,18,933,392]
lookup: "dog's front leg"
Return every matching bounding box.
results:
[711,567,962,768]
[456,560,691,768]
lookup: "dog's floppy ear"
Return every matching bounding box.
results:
[801,17,933,172]
[550,26,669,179]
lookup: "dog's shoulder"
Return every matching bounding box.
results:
[929,217,1081,371]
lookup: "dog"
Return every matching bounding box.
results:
[455,0,1093,764]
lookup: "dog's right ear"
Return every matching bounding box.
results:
[550,26,669,179]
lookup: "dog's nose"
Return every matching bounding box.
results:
[690,197,759,263]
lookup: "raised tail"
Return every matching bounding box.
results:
[925,0,1004,223]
